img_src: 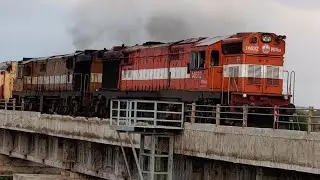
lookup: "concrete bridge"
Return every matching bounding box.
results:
[0,100,320,179]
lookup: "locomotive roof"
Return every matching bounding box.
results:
[19,32,278,63]
[176,37,205,44]
[124,35,241,50]
[194,35,231,47]
[47,51,84,60]
[124,42,170,52]
[102,35,236,58]
[20,51,85,64]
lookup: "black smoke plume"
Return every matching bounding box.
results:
[68,0,254,50]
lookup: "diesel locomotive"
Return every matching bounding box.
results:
[12,32,295,125]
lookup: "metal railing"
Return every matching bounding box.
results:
[0,98,24,111]
[110,99,184,131]
[185,103,320,133]
[1,98,320,133]
[185,103,246,127]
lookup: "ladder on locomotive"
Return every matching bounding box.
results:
[223,68,240,105]
[110,99,184,180]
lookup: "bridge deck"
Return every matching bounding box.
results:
[0,109,319,175]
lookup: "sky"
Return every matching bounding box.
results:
[0,0,319,107]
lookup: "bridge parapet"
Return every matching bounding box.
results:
[0,110,139,147]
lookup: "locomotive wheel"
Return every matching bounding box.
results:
[278,103,296,125]
[70,99,78,116]
[283,103,296,115]
[98,106,107,118]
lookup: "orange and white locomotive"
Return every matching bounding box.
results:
[97,32,293,107]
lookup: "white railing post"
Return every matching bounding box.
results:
[181,103,185,128]
[13,98,16,111]
[4,100,7,111]
[308,106,314,133]
[215,104,221,126]
[117,100,120,126]
[134,101,137,127]
[273,106,279,129]
[154,101,158,128]
[12,99,16,123]
[109,100,113,126]
[5,99,7,124]
[191,102,196,123]
[126,100,129,126]
[243,105,248,127]
[21,98,24,111]
[128,101,133,127]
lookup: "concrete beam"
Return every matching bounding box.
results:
[13,173,90,180]
[0,154,60,176]
[0,129,128,180]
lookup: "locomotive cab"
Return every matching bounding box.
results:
[212,33,292,107]
[210,33,294,121]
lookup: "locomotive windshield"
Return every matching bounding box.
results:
[222,42,243,55]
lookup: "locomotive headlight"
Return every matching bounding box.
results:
[284,95,288,100]
[262,35,272,43]
[243,94,247,98]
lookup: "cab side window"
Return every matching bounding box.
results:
[190,51,205,69]
[210,50,220,66]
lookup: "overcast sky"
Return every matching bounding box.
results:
[0,0,319,107]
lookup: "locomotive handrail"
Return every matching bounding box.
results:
[289,71,296,104]
[283,70,296,103]
[226,76,240,105]
[284,70,290,95]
